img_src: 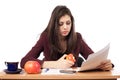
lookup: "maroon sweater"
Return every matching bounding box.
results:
[20,32,93,68]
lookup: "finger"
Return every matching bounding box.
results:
[105,65,112,70]
[99,60,111,67]
[101,59,111,65]
[98,63,113,71]
[66,60,74,65]
[61,60,74,68]
[60,54,67,59]
[100,65,112,71]
[97,60,112,69]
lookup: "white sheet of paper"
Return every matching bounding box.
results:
[41,68,62,75]
[79,43,110,71]
[41,68,76,75]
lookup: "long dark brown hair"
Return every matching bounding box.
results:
[43,5,77,60]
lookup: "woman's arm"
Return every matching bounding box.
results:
[77,33,94,59]
[42,54,74,69]
[20,33,45,68]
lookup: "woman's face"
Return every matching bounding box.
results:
[59,15,72,37]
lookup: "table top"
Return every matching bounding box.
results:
[0,68,120,79]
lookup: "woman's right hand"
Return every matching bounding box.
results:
[42,54,74,69]
[55,54,74,69]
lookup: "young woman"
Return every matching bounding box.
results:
[20,5,113,70]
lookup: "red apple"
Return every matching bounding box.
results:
[66,53,76,62]
[24,61,41,74]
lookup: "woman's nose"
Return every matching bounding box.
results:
[63,24,67,29]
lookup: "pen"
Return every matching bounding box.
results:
[45,68,49,72]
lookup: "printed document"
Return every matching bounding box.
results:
[79,43,110,71]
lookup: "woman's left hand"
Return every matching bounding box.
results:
[97,59,113,71]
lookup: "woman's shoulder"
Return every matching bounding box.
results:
[38,31,48,40]
[41,31,47,36]
[76,32,82,39]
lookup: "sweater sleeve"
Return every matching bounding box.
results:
[77,33,94,59]
[20,33,45,68]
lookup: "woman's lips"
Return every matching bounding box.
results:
[62,31,68,34]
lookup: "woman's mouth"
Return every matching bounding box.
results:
[62,31,68,35]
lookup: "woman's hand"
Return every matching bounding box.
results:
[55,54,74,69]
[97,59,113,71]
[42,54,74,69]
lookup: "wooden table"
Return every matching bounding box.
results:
[0,68,120,80]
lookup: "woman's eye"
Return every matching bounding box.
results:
[59,22,63,26]
[66,21,71,25]
[59,21,71,26]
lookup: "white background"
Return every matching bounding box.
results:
[0,0,120,71]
